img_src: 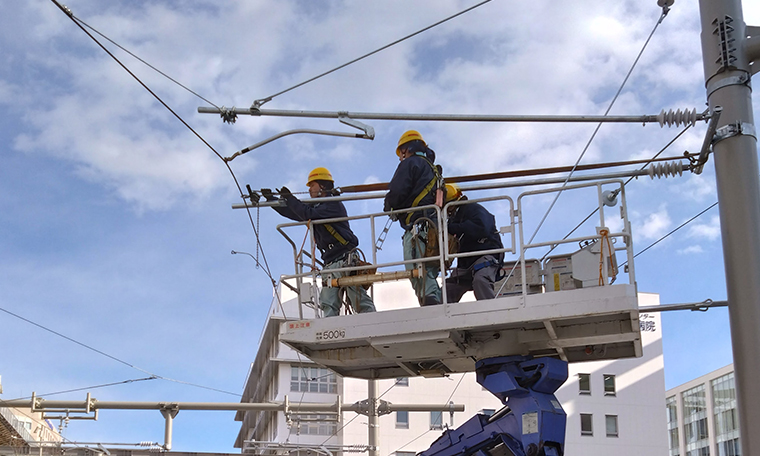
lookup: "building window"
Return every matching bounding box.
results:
[396,411,409,429]
[396,377,409,387]
[580,414,593,436]
[578,373,591,395]
[292,414,338,436]
[605,415,619,437]
[481,409,496,417]
[667,396,680,456]
[682,384,710,456]
[290,366,337,393]
[711,372,740,456]
[430,411,443,430]
[716,439,740,456]
[603,374,616,396]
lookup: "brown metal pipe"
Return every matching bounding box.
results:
[329,269,420,287]
[338,154,696,194]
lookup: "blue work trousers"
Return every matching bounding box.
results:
[445,254,499,302]
[321,257,376,317]
[402,227,442,306]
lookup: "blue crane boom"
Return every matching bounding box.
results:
[420,355,568,456]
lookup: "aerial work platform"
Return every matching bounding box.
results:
[272,180,643,379]
[279,284,641,379]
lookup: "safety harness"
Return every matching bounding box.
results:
[323,223,349,246]
[404,153,443,225]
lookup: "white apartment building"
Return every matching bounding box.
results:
[0,377,62,449]
[665,364,739,456]
[235,283,667,456]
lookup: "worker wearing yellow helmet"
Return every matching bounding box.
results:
[384,130,443,306]
[443,183,504,302]
[261,167,376,317]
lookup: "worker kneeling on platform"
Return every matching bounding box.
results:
[263,167,376,317]
[384,130,443,306]
[444,184,504,302]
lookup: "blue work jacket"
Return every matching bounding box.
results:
[383,153,439,230]
[275,196,359,264]
[448,202,503,269]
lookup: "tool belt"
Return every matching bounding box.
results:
[346,249,376,289]
[414,218,458,267]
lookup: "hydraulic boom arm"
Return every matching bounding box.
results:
[420,355,568,456]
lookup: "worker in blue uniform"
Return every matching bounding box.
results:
[384,130,443,306]
[263,167,376,317]
[444,183,504,302]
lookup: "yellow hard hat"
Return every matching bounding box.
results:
[396,130,426,157]
[445,183,463,203]
[306,167,334,186]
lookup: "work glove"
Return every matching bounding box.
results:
[261,188,277,201]
[278,186,292,199]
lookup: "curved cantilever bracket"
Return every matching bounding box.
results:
[339,114,375,139]
[224,123,374,162]
[692,107,723,175]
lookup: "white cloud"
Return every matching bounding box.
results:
[678,245,704,255]
[688,215,721,241]
[635,204,672,240]
[3,0,712,213]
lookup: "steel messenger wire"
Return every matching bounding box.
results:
[46,0,300,397]
[49,0,292,316]
[492,6,672,292]
[541,123,696,263]
[252,0,493,108]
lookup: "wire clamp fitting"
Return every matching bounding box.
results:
[219,106,237,124]
[714,122,757,143]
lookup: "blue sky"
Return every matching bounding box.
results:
[1,0,759,453]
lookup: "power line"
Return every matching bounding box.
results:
[525,5,671,247]
[253,0,493,107]
[544,124,695,261]
[50,0,286,317]
[622,201,719,266]
[71,15,220,109]
[3,377,157,401]
[0,305,241,397]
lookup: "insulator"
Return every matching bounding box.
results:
[657,108,697,128]
[648,161,684,179]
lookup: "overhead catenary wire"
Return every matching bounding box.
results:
[69,14,220,109]
[542,124,696,261]
[252,0,493,108]
[3,377,158,402]
[524,5,671,247]
[621,201,719,267]
[494,5,671,293]
[0,305,240,397]
[45,0,306,399]
[49,0,290,318]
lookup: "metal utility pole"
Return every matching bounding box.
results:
[368,380,380,456]
[697,1,759,454]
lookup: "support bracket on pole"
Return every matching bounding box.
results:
[160,404,180,452]
[692,107,723,174]
[714,122,757,143]
[706,72,751,97]
[353,398,391,417]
